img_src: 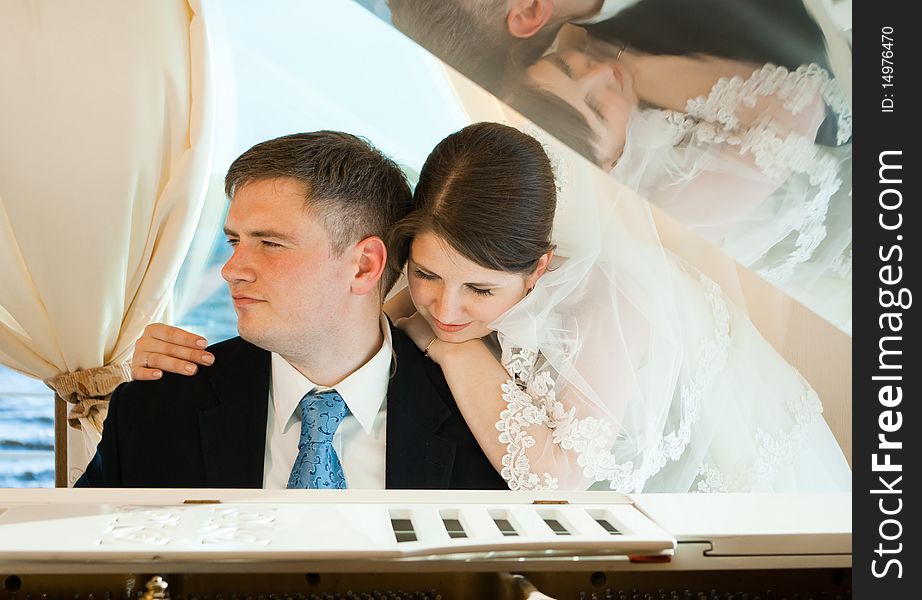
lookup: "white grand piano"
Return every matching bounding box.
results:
[0,489,851,599]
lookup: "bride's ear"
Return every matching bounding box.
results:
[526,250,554,288]
[507,0,555,39]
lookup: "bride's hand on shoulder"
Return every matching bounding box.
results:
[130,323,214,381]
[395,312,436,353]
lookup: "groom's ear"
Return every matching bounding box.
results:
[507,0,554,39]
[351,236,387,296]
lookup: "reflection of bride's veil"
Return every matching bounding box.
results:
[610,64,853,332]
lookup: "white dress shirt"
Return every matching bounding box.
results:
[262,315,393,489]
[572,0,641,25]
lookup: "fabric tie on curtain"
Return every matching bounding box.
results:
[43,363,132,432]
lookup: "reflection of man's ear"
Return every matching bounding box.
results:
[507,0,555,39]
[352,236,387,296]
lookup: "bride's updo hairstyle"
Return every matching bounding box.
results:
[388,122,556,282]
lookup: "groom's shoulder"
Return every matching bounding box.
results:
[388,324,425,369]
[113,336,264,409]
[206,335,259,360]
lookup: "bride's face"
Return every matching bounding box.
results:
[407,231,547,344]
[527,48,637,168]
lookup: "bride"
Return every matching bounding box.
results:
[505,26,853,331]
[130,122,850,493]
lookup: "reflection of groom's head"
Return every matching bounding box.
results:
[388,0,563,92]
[220,132,412,357]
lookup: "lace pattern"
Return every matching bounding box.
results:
[685,64,851,144]
[691,389,825,492]
[674,64,851,285]
[495,276,731,492]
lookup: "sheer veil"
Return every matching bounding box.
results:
[610,63,853,332]
[485,130,850,493]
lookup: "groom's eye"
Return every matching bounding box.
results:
[261,240,283,248]
[226,238,239,247]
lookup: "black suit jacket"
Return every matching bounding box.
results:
[587,0,830,71]
[76,325,506,490]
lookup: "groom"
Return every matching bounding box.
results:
[77,131,505,490]
[387,0,830,89]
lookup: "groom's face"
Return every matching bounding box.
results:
[221,177,355,354]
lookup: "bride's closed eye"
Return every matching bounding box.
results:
[586,96,605,120]
[413,268,494,297]
[413,268,436,281]
[549,54,574,79]
[467,285,494,297]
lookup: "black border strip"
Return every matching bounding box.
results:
[854,1,919,596]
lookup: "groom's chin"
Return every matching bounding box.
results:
[236,322,271,350]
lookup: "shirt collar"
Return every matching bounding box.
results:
[270,314,393,435]
[571,0,641,25]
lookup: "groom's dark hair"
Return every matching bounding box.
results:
[225,131,413,293]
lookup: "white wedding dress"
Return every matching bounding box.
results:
[611,63,852,332]
[485,156,851,494]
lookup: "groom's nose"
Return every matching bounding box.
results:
[221,244,256,283]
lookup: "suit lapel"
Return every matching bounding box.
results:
[385,324,457,489]
[198,338,270,488]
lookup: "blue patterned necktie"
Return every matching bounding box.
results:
[287,389,351,489]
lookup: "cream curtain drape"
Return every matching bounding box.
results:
[0,0,215,484]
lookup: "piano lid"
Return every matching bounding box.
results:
[630,492,852,556]
[0,489,674,567]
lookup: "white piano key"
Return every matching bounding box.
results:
[506,506,558,541]
[408,506,449,543]
[455,506,503,541]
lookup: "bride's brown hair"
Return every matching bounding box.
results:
[387,122,556,283]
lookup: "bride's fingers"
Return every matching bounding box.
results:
[130,361,163,381]
[132,351,200,379]
[133,337,215,367]
[400,314,437,350]
[142,323,208,350]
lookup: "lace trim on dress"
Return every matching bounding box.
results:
[495,276,731,492]
[674,64,851,285]
[692,389,825,492]
[685,64,851,144]
[694,464,730,493]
